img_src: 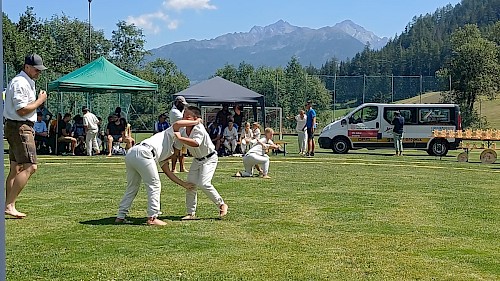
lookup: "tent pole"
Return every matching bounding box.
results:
[260,97,266,129]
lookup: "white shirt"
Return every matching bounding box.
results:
[4,71,37,122]
[141,126,176,165]
[246,137,274,156]
[252,128,261,140]
[242,128,253,139]
[169,105,183,123]
[295,115,307,132]
[176,124,215,159]
[83,111,99,132]
[223,126,238,141]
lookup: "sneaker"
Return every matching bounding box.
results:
[305,152,310,157]
[310,152,315,157]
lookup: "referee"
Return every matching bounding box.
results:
[4,54,48,218]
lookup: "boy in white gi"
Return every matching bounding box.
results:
[223,120,238,154]
[115,119,200,226]
[240,122,253,153]
[174,106,228,220]
[235,128,280,179]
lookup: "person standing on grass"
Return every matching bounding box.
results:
[82,106,100,156]
[115,119,201,226]
[295,110,308,155]
[304,101,317,157]
[392,111,405,156]
[3,54,48,218]
[174,106,228,220]
[170,96,189,173]
[235,127,281,179]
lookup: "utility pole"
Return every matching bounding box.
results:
[88,0,93,62]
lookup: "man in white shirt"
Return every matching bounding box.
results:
[3,54,48,218]
[170,96,188,173]
[115,120,199,226]
[174,106,228,220]
[295,110,308,155]
[223,120,238,155]
[82,106,100,156]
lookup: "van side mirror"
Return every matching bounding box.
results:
[341,119,347,126]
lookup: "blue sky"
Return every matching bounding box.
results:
[3,0,461,50]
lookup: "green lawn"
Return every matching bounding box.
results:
[4,137,500,280]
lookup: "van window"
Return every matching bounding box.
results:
[384,108,417,125]
[419,108,451,124]
[349,106,378,124]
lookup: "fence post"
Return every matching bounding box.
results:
[419,75,423,103]
[333,73,337,119]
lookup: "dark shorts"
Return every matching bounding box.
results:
[110,135,122,142]
[306,127,315,140]
[5,120,37,164]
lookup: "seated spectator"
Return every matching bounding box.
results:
[208,120,223,152]
[106,114,133,156]
[57,113,77,155]
[72,115,86,141]
[34,112,49,153]
[97,116,105,152]
[252,122,261,140]
[240,122,254,153]
[154,113,170,133]
[223,120,239,155]
[37,102,52,126]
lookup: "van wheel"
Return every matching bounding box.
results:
[332,137,350,154]
[428,139,449,157]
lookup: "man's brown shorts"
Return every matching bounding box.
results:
[5,120,37,164]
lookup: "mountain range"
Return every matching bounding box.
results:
[147,20,389,81]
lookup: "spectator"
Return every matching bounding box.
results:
[114,106,127,120]
[392,111,405,156]
[154,113,169,133]
[57,113,77,155]
[233,104,244,132]
[106,113,129,157]
[295,110,308,155]
[208,120,223,152]
[216,103,232,130]
[96,116,105,152]
[37,102,52,126]
[252,122,261,140]
[34,112,49,153]
[304,101,317,157]
[170,96,188,173]
[72,114,85,142]
[82,106,100,156]
[240,122,254,154]
[223,120,238,155]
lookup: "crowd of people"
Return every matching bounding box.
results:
[32,105,135,157]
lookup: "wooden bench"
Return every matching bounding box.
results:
[273,141,290,156]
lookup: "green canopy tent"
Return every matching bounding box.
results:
[48,56,158,125]
[48,56,158,153]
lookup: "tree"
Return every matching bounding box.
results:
[441,24,500,127]
[110,21,147,73]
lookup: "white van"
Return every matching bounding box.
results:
[318,103,462,156]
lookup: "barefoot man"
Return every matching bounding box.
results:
[4,54,48,218]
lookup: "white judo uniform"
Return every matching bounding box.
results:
[177,124,225,215]
[240,137,274,177]
[117,127,176,219]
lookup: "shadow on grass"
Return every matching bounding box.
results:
[79,216,221,226]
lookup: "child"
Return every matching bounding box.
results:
[252,122,261,141]
[223,120,238,154]
[240,122,254,153]
[115,119,200,226]
[174,106,228,220]
[236,128,280,179]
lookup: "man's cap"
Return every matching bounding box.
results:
[82,106,89,112]
[175,96,188,105]
[25,54,47,71]
[36,112,43,116]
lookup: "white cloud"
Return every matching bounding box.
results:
[126,11,178,34]
[163,0,216,11]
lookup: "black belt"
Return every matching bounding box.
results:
[140,142,156,158]
[195,151,216,161]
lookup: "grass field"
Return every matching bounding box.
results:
[4,136,500,280]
